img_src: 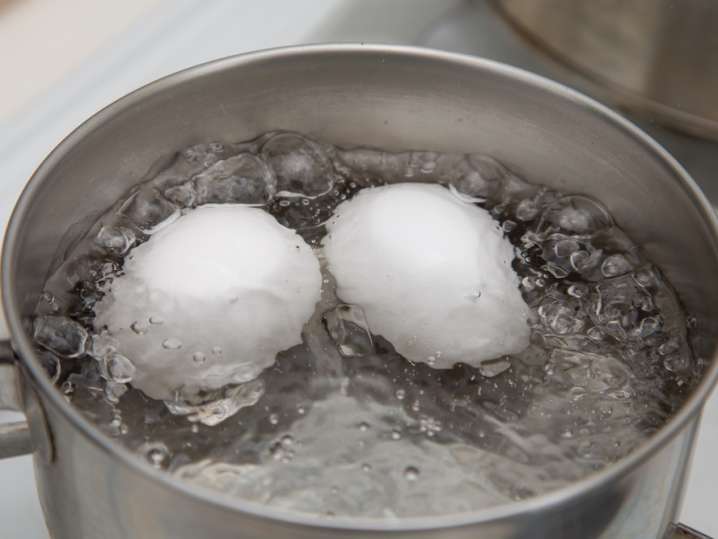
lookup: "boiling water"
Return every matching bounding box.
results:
[33,132,703,518]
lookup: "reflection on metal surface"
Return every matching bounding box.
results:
[5,45,718,539]
[421,0,718,207]
[497,0,718,142]
[671,522,714,538]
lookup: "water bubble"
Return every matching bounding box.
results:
[164,182,197,207]
[586,326,603,341]
[658,339,680,356]
[502,220,517,233]
[633,267,658,288]
[553,239,580,258]
[33,315,88,358]
[108,416,126,437]
[149,315,164,325]
[419,416,442,437]
[567,284,589,298]
[358,422,370,432]
[541,195,612,234]
[395,389,406,401]
[391,430,402,440]
[212,346,223,356]
[545,262,569,279]
[323,304,374,357]
[95,225,136,256]
[478,357,511,378]
[261,133,334,196]
[404,466,420,481]
[192,352,206,365]
[638,317,661,338]
[601,254,633,278]
[539,301,584,335]
[104,381,128,404]
[37,350,61,384]
[141,442,171,469]
[269,413,279,425]
[515,198,539,221]
[195,153,275,205]
[130,320,149,335]
[575,250,604,277]
[61,380,75,396]
[104,352,136,383]
[361,463,372,472]
[165,380,265,427]
[120,189,178,233]
[162,338,183,350]
[281,434,294,448]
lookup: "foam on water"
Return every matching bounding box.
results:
[33,131,704,518]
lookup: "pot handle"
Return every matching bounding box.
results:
[0,340,33,459]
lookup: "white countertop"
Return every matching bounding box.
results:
[0,1,715,537]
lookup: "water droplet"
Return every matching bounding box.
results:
[358,422,370,432]
[361,463,372,472]
[391,430,402,440]
[142,442,171,469]
[281,435,294,448]
[162,338,183,350]
[129,320,148,336]
[191,424,199,434]
[404,466,420,481]
[395,389,406,400]
[192,352,206,364]
[149,315,164,325]
[105,352,135,383]
[269,413,279,425]
[212,346,223,356]
[297,406,306,415]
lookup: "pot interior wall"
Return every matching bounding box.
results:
[8,46,718,407]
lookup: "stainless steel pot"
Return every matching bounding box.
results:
[496,0,718,142]
[1,44,717,539]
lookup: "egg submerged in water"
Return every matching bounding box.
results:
[323,183,531,368]
[94,205,322,401]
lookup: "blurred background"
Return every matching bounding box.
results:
[0,0,716,536]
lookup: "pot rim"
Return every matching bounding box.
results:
[4,43,718,532]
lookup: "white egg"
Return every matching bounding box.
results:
[94,205,321,401]
[323,183,530,368]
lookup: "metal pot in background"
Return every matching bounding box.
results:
[1,45,717,539]
[497,0,718,142]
